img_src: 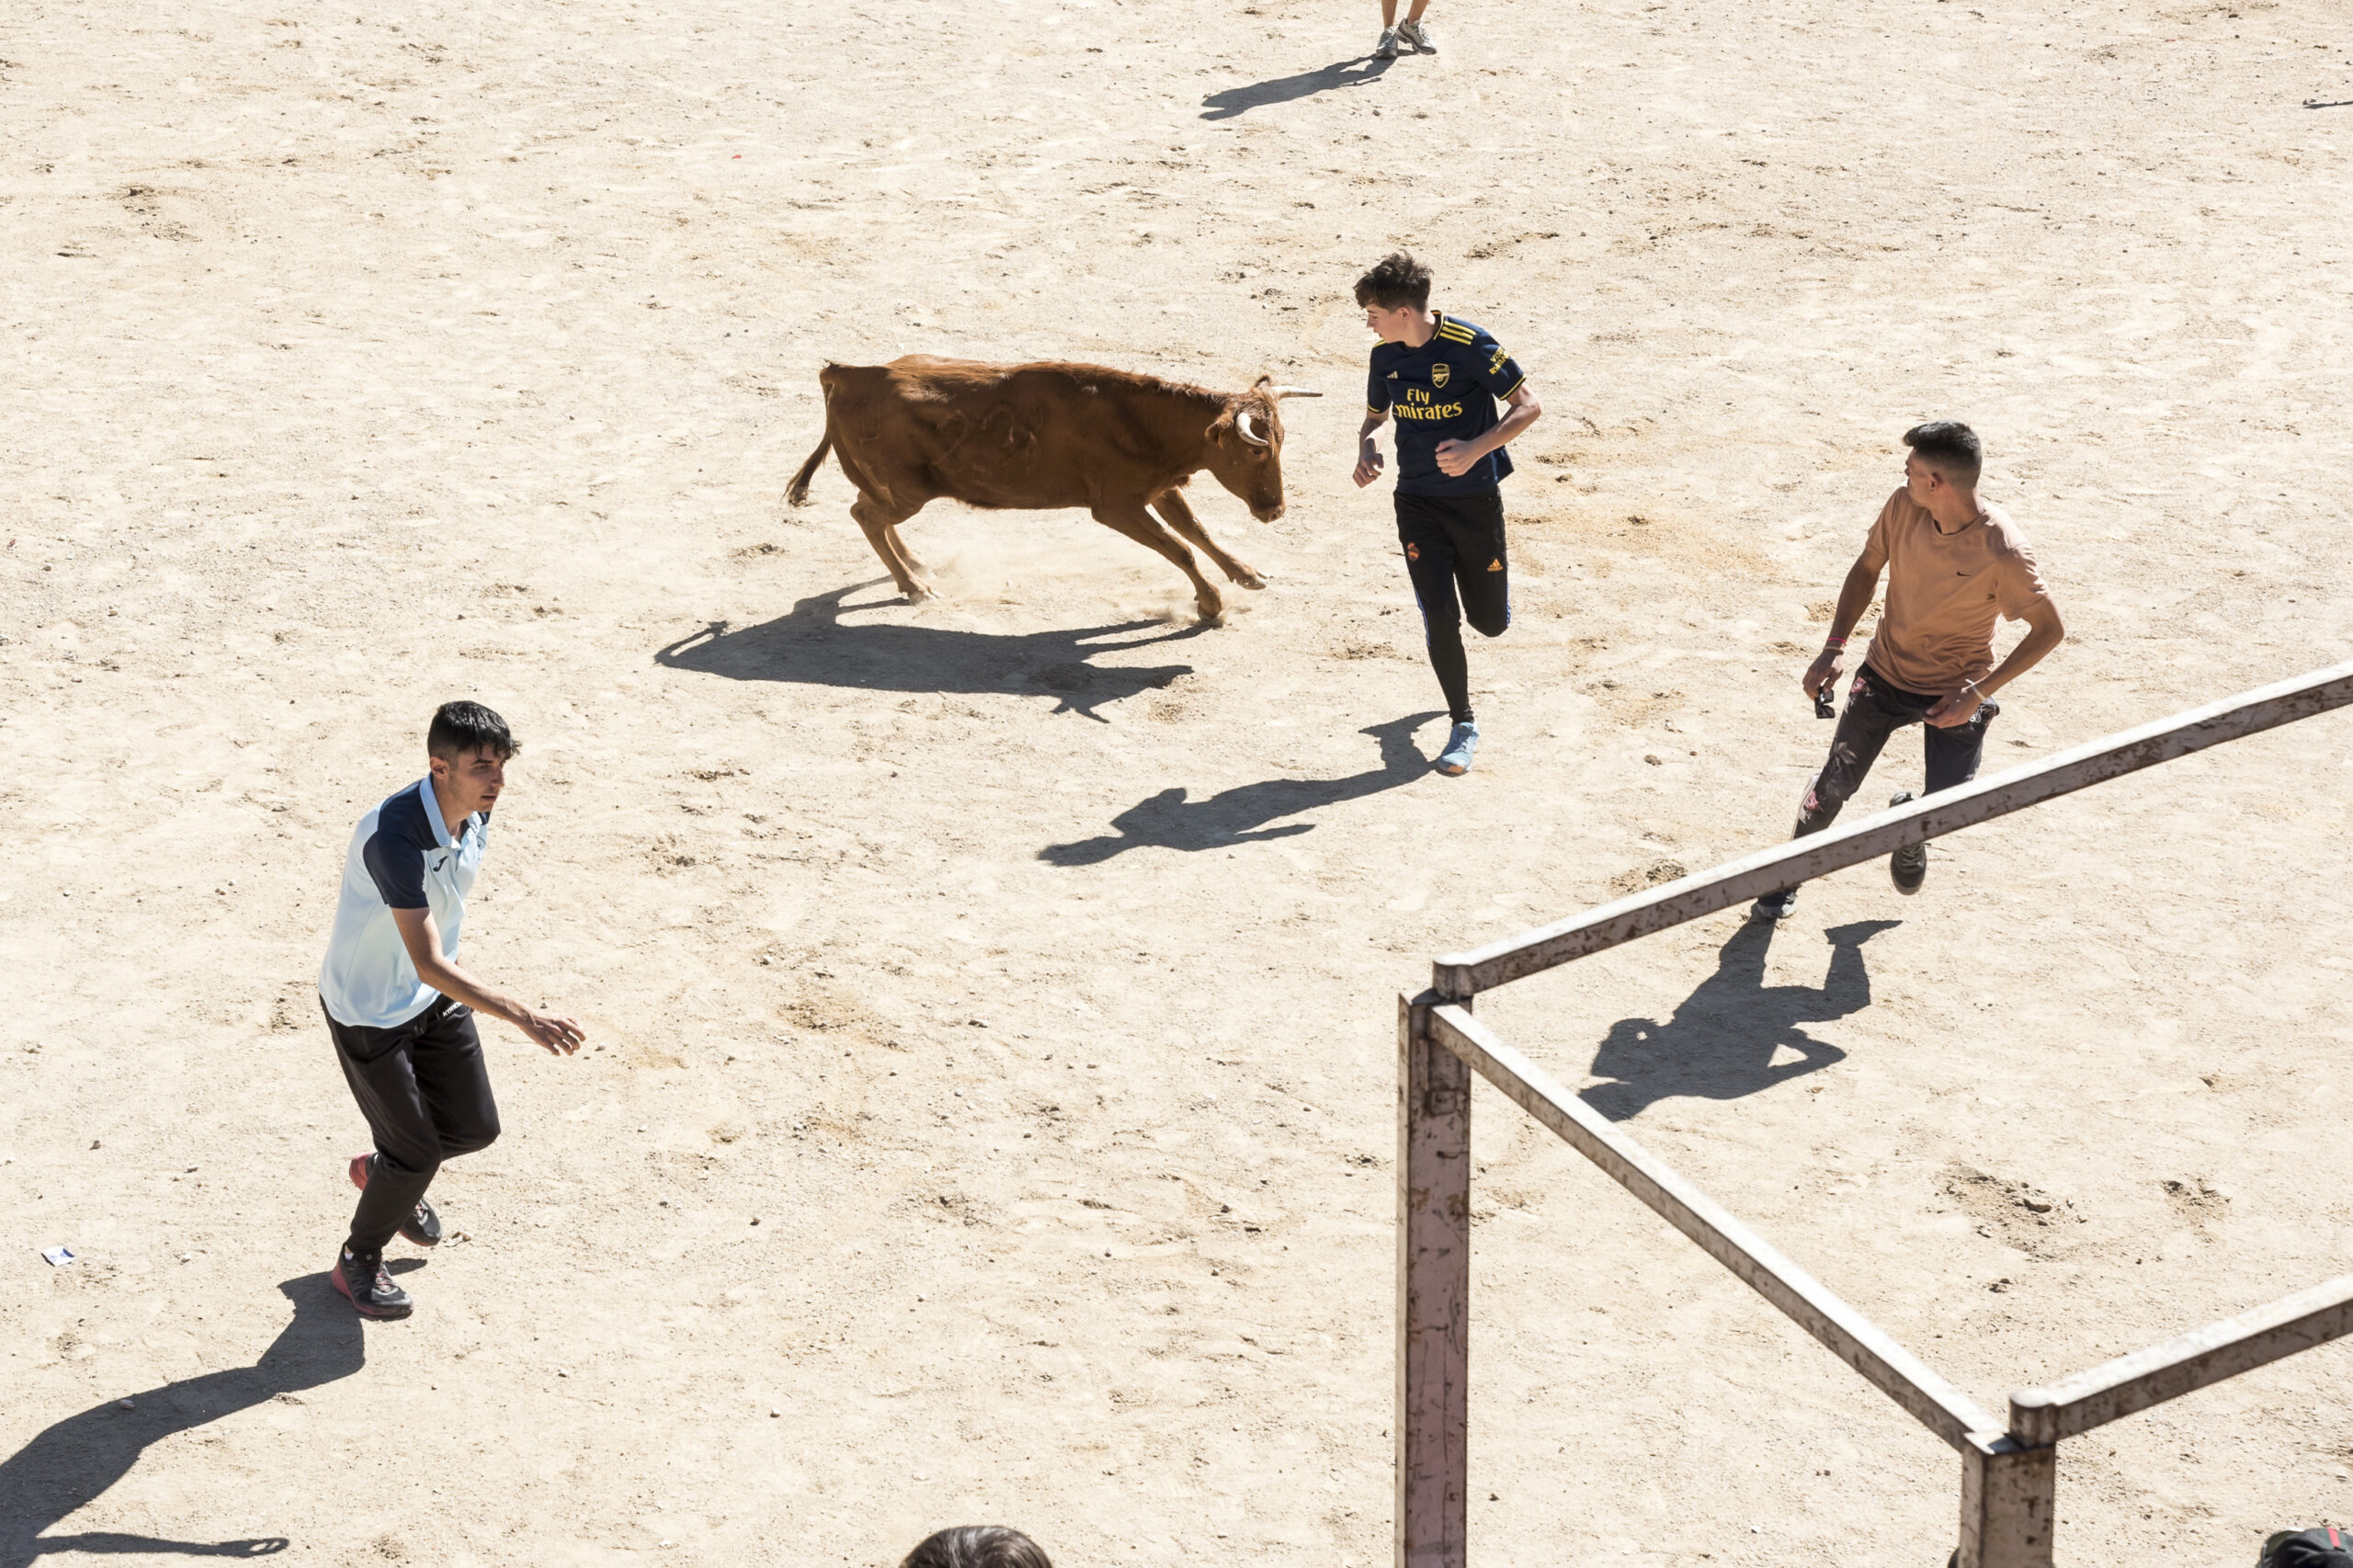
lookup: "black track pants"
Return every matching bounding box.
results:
[1794,661,1998,836]
[1396,490,1511,724]
[324,994,501,1255]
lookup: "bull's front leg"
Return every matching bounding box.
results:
[1151,489,1267,590]
[850,494,937,602]
[1092,503,1225,624]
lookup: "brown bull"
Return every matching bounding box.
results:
[785,357,1319,622]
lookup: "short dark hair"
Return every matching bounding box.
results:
[1903,421,1983,485]
[1354,251,1433,312]
[426,700,518,762]
[900,1528,1053,1568]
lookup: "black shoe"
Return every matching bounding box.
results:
[331,1246,414,1320]
[349,1153,442,1247]
[1752,887,1799,921]
[1889,791,1927,895]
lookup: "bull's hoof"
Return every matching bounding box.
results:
[1193,598,1227,626]
[904,581,939,604]
[1234,571,1268,591]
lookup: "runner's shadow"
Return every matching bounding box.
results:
[0,1273,371,1562]
[1580,919,1901,1121]
[1200,56,1393,119]
[1040,712,1445,864]
[654,581,1204,723]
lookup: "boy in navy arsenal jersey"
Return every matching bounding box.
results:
[315,701,585,1318]
[1352,251,1542,774]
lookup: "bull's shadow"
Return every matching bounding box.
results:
[1580,918,1901,1121]
[1201,56,1392,119]
[1040,711,1444,865]
[1,1272,373,1563]
[654,582,1203,723]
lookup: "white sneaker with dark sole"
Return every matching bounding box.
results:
[1399,17,1437,51]
[1375,26,1401,58]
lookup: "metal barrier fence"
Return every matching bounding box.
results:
[1395,657,2353,1568]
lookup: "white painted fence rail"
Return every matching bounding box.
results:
[1399,660,2353,1568]
[1433,655,2353,1000]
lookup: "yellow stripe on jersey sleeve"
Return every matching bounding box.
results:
[1437,325,1477,344]
[1496,375,1528,399]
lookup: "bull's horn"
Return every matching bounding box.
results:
[1267,385,1323,400]
[1234,409,1271,447]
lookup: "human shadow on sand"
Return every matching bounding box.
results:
[654,582,1206,723]
[0,1272,377,1563]
[1040,711,1444,865]
[1200,56,1393,119]
[1579,919,1901,1121]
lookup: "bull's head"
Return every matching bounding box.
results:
[1205,376,1321,522]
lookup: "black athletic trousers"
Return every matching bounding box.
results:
[324,994,500,1255]
[1395,490,1511,724]
[1794,661,1998,836]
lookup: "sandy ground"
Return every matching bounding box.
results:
[6,0,2353,1562]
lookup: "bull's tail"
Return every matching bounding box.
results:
[785,424,834,508]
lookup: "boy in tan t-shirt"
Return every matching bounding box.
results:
[1754,422,2066,920]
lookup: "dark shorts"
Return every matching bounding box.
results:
[1395,490,1511,723]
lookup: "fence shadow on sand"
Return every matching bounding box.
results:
[655,582,1208,722]
[0,1271,381,1563]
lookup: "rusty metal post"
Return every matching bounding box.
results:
[1956,1433,2056,1568]
[1397,991,1471,1568]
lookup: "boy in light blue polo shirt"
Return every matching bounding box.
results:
[317,700,585,1319]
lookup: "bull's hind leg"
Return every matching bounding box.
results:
[1093,503,1225,623]
[1151,488,1266,590]
[850,493,937,602]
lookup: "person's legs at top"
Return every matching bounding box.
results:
[1398,0,1436,52]
[1753,665,1926,919]
[1377,0,1427,56]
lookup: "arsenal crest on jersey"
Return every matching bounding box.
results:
[1429,362,1450,389]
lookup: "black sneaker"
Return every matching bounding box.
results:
[1752,887,1799,921]
[331,1246,414,1320]
[349,1153,442,1247]
[1889,791,1927,895]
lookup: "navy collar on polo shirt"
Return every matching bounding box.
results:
[416,778,456,851]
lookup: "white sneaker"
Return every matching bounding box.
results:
[1400,17,1437,51]
[1375,26,1401,59]
[1436,721,1480,776]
